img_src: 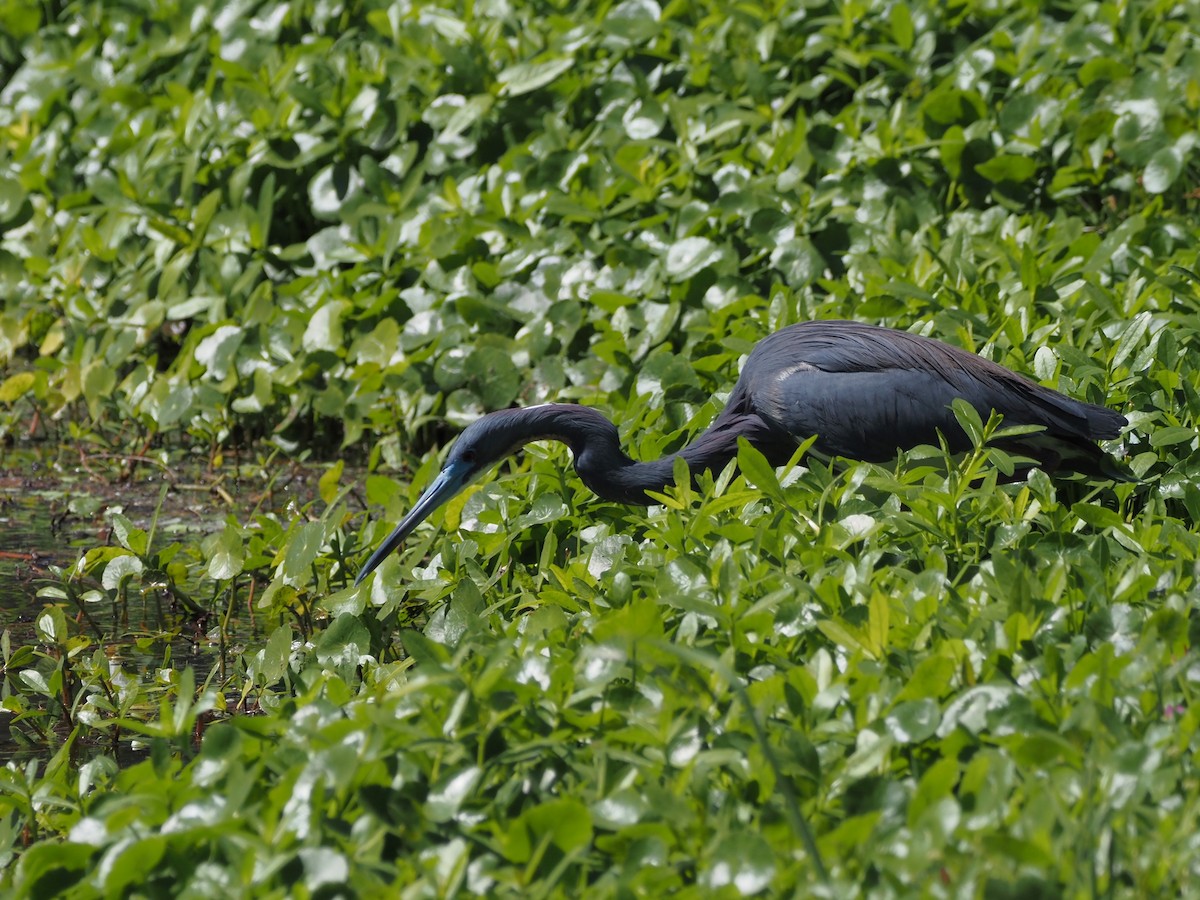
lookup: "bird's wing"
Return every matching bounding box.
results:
[744,322,1124,462]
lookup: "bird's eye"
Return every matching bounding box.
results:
[461,449,477,464]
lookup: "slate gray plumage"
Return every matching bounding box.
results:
[356,320,1128,583]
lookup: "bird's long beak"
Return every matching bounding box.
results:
[355,460,474,585]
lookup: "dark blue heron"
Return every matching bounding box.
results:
[356,320,1129,583]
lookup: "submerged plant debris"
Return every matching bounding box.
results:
[1,0,1199,895]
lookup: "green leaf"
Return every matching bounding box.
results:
[467,346,521,408]
[974,154,1038,183]
[602,0,661,43]
[298,848,350,892]
[867,592,889,656]
[816,619,871,657]
[700,831,776,893]
[884,699,941,743]
[1071,502,1124,529]
[0,175,30,227]
[426,766,482,822]
[282,522,324,579]
[665,237,721,280]
[110,514,147,555]
[896,655,957,703]
[736,438,783,501]
[36,607,67,645]
[318,460,344,505]
[207,523,245,581]
[0,371,35,403]
[82,363,116,411]
[100,836,167,896]
[497,56,574,96]
[259,624,293,686]
[1142,147,1182,194]
[308,162,363,219]
[302,300,348,353]
[523,798,593,854]
[950,398,985,446]
[11,842,93,896]
[101,555,144,590]
[400,628,451,668]
[1149,426,1195,448]
[314,614,372,667]
[425,580,484,647]
[145,381,194,427]
[890,3,913,49]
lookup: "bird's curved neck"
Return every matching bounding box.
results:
[490,401,772,505]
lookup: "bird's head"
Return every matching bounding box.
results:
[354,413,532,585]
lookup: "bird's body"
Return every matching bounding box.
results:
[733,322,1125,472]
[356,321,1128,583]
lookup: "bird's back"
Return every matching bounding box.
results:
[732,320,1126,475]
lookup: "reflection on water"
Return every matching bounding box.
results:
[0,458,324,767]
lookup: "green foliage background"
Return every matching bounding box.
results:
[1,0,1200,896]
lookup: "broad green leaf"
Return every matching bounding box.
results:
[974,154,1038,183]
[665,237,721,280]
[318,460,344,505]
[497,56,574,96]
[99,835,167,896]
[426,767,482,823]
[1143,147,1182,194]
[700,831,776,893]
[282,522,324,579]
[110,514,147,555]
[736,438,783,501]
[950,398,985,446]
[36,608,67,645]
[207,523,245,581]
[101,555,144,590]
[602,0,661,43]
[298,848,350,892]
[259,624,293,686]
[1149,426,1196,447]
[890,3,913,49]
[1071,502,1124,529]
[816,619,871,657]
[302,301,348,353]
[0,175,29,226]
[309,162,364,219]
[523,798,592,854]
[884,699,941,744]
[82,363,116,412]
[0,371,35,403]
[867,592,889,656]
[314,614,372,667]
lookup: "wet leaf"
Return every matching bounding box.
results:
[884,699,941,743]
[665,237,721,280]
[701,831,776,894]
[258,624,293,686]
[282,522,324,580]
[207,523,245,580]
[498,56,574,96]
[101,555,144,590]
[1143,146,1182,194]
[314,614,371,668]
[426,766,481,822]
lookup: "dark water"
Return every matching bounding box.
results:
[0,455,330,766]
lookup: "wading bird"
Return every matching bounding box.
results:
[356,320,1128,583]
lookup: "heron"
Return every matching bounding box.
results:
[355,320,1129,584]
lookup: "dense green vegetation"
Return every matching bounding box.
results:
[2,0,1199,894]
